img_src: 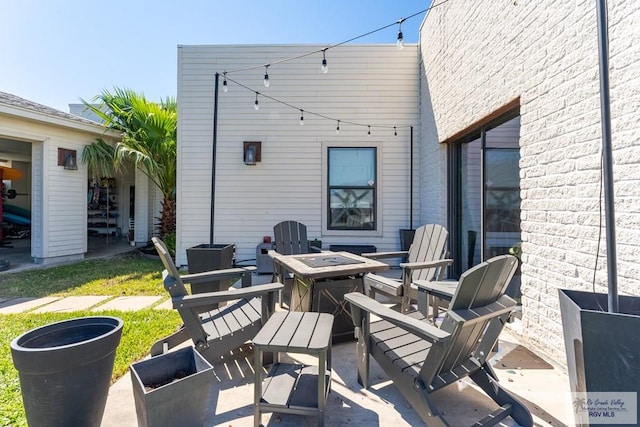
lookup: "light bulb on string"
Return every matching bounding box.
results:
[300,110,304,126]
[321,50,328,74]
[396,19,405,50]
[368,126,371,137]
[222,72,228,93]
[336,120,340,135]
[394,126,398,136]
[263,65,270,87]
[254,92,260,110]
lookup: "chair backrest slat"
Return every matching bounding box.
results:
[407,224,449,282]
[273,220,310,255]
[151,237,206,343]
[424,255,518,376]
[152,237,189,298]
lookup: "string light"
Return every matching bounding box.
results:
[321,49,328,74]
[225,74,406,134]
[263,65,270,87]
[397,19,405,50]
[212,5,450,134]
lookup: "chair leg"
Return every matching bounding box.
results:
[469,364,533,427]
[372,345,450,426]
[149,326,190,356]
[356,334,370,388]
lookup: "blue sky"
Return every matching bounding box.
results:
[0,0,431,112]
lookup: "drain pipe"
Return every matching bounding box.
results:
[410,125,414,229]
[210,72,220,246]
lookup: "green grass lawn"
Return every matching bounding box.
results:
[0,252,183,426]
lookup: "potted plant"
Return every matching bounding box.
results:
[130,347,215,427]
[10,316,124,427]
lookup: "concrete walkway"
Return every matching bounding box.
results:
[1,272,574,426]
[0,294,168,314]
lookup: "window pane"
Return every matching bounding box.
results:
[329,148,375,186]
[329,189,374,229]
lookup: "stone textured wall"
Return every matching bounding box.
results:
[420,0,640,364]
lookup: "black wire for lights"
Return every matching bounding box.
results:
[216,1,454,133]
[221,0,452,75]
[223,75,410,132]
[592,148,606,311]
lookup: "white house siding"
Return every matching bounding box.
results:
[177,44,420,266]
[0,105,118,264]
[419,1,640,365]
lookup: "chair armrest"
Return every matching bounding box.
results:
[448,295,516,326]
[181,266,257,285]
[399,259,453,271]
[173,282,283,309]
[361,250,409,260]
[413,279,458,300]
[345,292,450,343]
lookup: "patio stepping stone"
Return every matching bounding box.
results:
[153,298,173,310]
[93,296,163,312]
[0,297,62,314]
[32,296,110,313]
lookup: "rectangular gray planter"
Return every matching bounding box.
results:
[186,243,234,293]
[559,289,640,426]
[130,347,214,427]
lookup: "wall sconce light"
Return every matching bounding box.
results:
[58,148,78,170]
[243,141,261,166]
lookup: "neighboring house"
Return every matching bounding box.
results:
[176,0,639,367]
[0,91,158,265]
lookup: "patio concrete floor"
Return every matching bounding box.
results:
[99,271,573,427]
[0,243,575,426]
[101,324,572,427]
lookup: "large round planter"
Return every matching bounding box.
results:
[10,316,124,427]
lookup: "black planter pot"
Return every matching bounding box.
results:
[130,347,214,427]
[559,289,640,426]
[10,316,124,427]
[186,243,234,293]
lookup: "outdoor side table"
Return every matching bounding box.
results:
[413,279,457,323]
[253,311,334,427]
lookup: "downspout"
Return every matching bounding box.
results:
[210,72,219,245]
[410,125,414,229]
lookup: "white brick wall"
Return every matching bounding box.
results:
[420,0,640,365]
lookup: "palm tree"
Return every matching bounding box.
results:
[81,87,177,238]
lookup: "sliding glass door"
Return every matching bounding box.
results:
[448,114,521,298]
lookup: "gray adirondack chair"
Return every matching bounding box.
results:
[150,237,283,363]
[362,224,452,313]
[345,255,532,427]
[272,220,320,307]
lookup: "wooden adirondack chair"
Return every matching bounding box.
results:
[345,255,533,427]
[271,220,320,307]
[362,224,452,313]
[150,237,283,363]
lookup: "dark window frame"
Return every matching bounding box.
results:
[327,146,377,231]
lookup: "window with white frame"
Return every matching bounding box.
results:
[327,147,376,230]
